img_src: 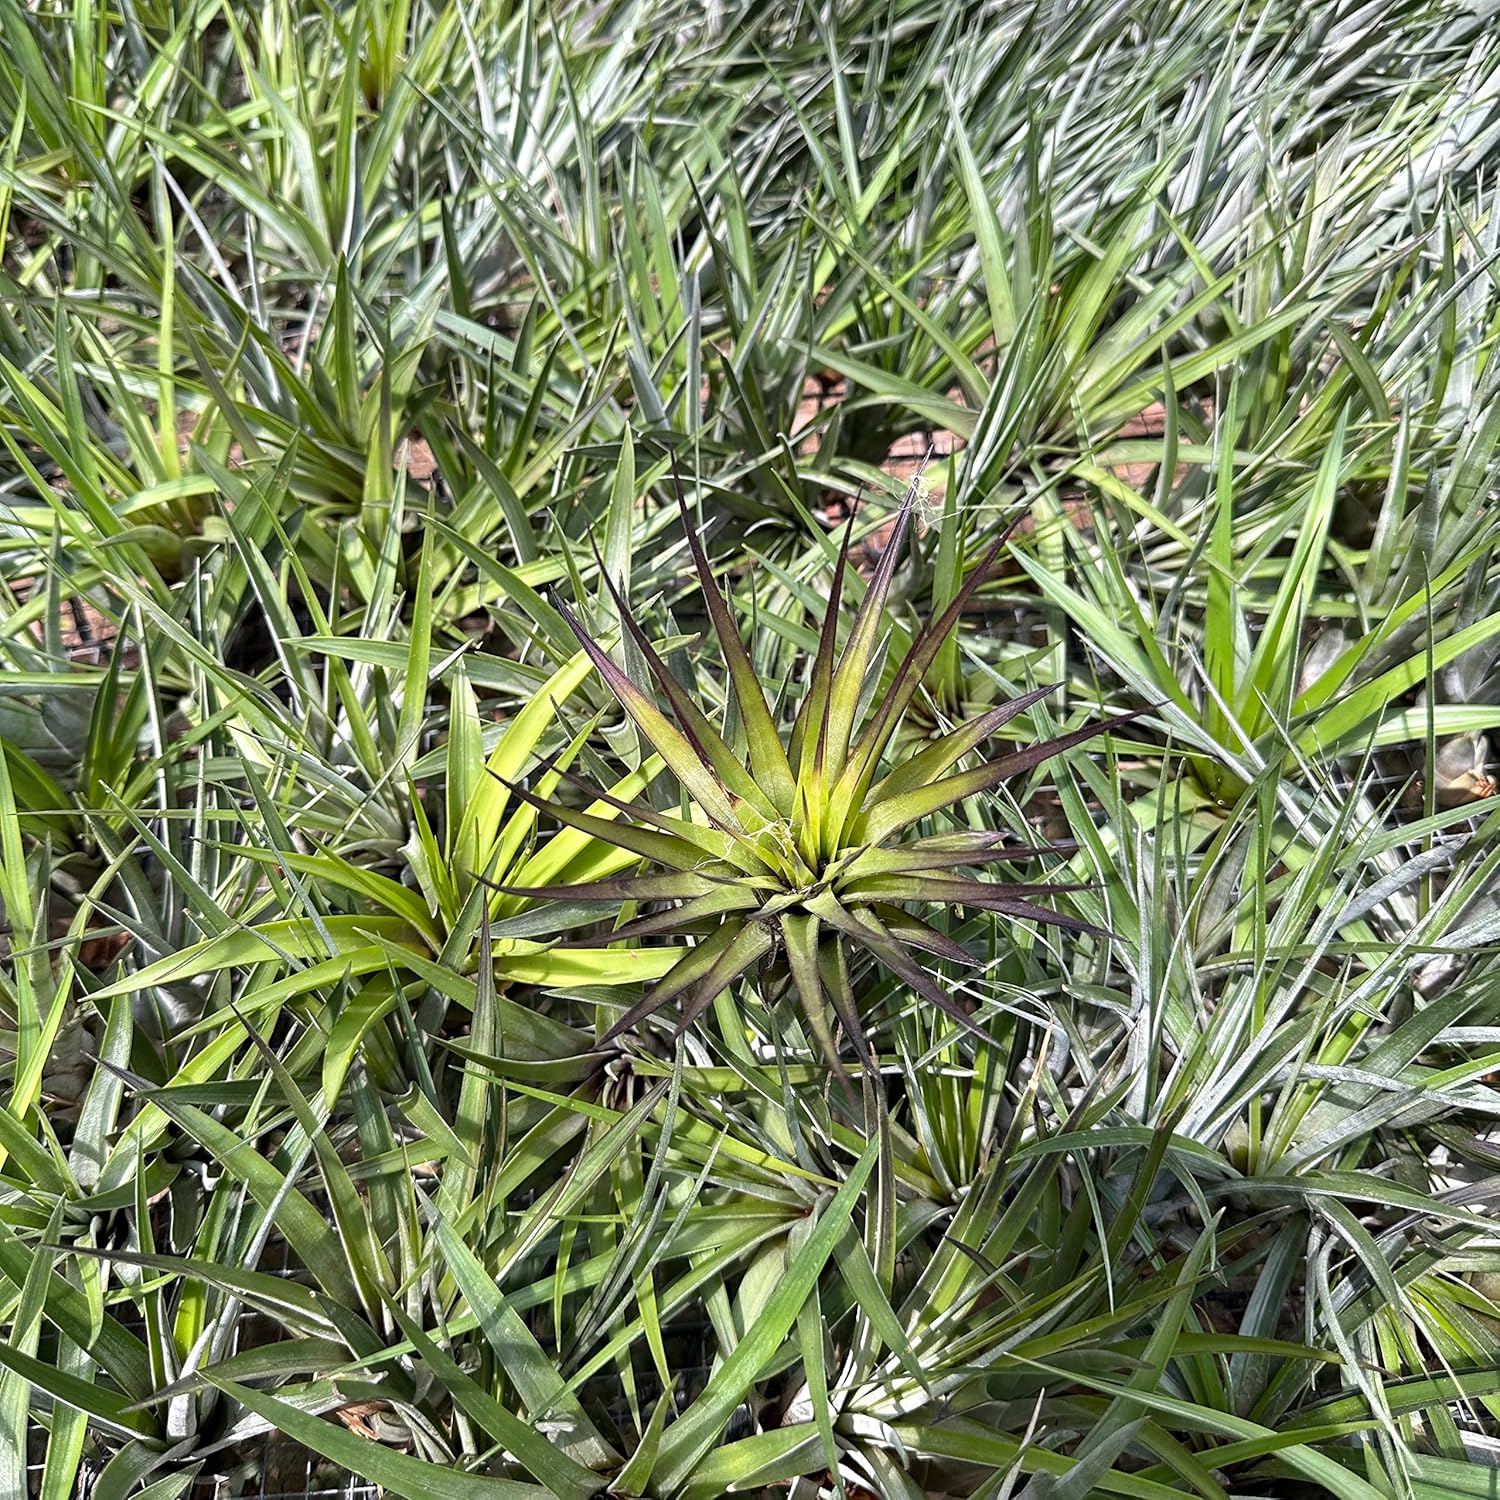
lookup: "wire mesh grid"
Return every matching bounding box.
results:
[188,1448,382,1500]
[4,575,128,668]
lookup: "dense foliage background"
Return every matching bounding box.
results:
[2,0,1500,1495]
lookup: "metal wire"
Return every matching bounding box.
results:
[188,1449,381,1500]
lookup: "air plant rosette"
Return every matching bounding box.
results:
[487,476,1135,1078]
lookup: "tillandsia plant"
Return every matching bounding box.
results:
[491,477,1133,1067]
[87,649,680,1105]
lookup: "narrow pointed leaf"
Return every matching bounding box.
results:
[592,541,779,822]
[842,518,1028,799]
[862,685,1059,809]
[556,596,743,831]
[859,715,1137,845]
[669,468,796,812]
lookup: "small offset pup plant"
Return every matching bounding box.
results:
[493,479,1127,1068]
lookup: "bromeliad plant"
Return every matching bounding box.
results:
[494,480,1130,1064]
[87,649,680,1106]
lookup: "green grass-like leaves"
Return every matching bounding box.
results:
[1,0,1499,1496]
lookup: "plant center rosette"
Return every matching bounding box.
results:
[489,477,1133,1072]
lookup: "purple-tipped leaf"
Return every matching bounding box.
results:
[590,537,780,824]
[486,769,719,873]
[807,892,990,1044]
[857,713,1141,846]
[667,921,776,1039]
[568,885,762,947]
[839,834,1078,879]
[846,877,1105,935]
[668,465,796,814]
[823,486,917,779]
[860,685,1059,812]
[840,508,1027,800]
[556,595,745,834]
[870,906,983,966]
[523,759,767,878]
[598,921,747,1044]
[789,499,856,774]
[780,911,842,1070]
[477,872,726,903]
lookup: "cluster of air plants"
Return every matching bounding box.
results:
[2,0,1500,1497]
